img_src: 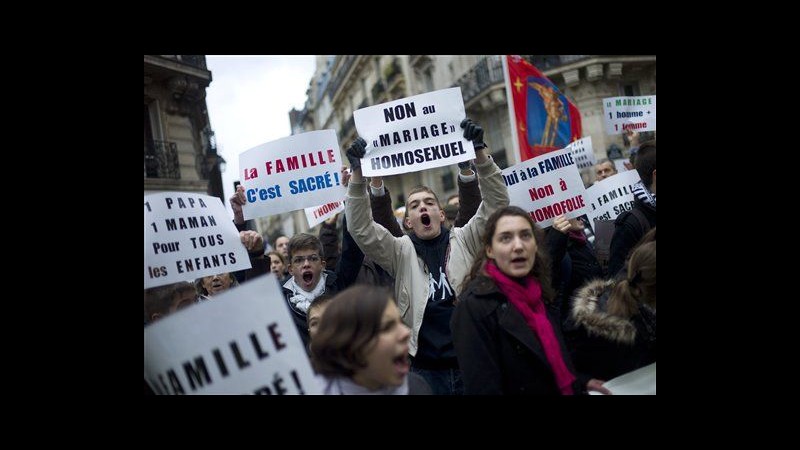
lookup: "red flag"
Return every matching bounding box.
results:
[506,55,582,162]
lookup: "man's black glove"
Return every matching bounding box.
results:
[460,118,486,150]
[457,160,473,171]
[346,137,367,170]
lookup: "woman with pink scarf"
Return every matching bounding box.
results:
[451,206,608,395]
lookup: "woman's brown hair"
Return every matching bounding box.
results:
[309,285,394,377]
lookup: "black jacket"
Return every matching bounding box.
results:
[608,199,656,277]
[563,279,656,381]
[546,229,603,324]
[451,275,583,395]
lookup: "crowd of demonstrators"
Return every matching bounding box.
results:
[344,118,508,395]
[329,165,482,290]
[451,206,609,395]
[608,140,656,278]
[564,238,656,381]
[146,100,656,395]
[310,285,431,395]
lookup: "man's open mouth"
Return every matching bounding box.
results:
[421,214,431,226]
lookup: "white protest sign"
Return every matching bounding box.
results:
[144,275,324,395]
[590,363,656,395]
[239,130,346,220]
[567,136,595,170]
[585,170,641,224]
[612,158,628,174]
[502,147,589,229]
[602,95,656,135]
[305,199,345,229]
[354,87,475,176]
[145,192,252,289]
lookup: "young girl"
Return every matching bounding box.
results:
[310,285,430,395]
[451,206,607,395]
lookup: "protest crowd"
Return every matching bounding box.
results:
[145,68,656,396]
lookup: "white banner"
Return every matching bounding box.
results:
[567,136,595,170]
[305,199,345,229]
[602,95,656,135]
[145,192,252,289]
[144,275,324,395]
[585,170,641,224]
[354,87,475,176]
[239,130,346,220]
[612,158,629,174]
[502,147,589,229]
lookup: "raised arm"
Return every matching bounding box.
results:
[453,161,481,228]
[344,137,404,274]
[456,119,510,256]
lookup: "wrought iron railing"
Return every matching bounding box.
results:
[453,56,505,105]
[144,140,180,179]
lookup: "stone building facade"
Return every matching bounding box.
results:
[144,55,225,202]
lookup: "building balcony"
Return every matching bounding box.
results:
[327,55,358,102]
[453,55,505,106]
[144,140,180,179]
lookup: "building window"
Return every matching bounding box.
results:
[623,83,640,97]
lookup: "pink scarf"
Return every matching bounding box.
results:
[485,261,575,395]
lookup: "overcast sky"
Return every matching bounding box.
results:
[205,55,317,217]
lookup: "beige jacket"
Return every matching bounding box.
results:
[345,157,508,356]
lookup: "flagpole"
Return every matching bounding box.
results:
[501,55,521,166]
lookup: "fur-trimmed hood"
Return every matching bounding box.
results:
[570,279,636,344]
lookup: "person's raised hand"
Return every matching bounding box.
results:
[230,184,246,224]
[553,215,571,235]
[340,166,351,187]
[346,137,367,170]
[586,378,612,395]
[239,230,263,253]
[460,118,486,150]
